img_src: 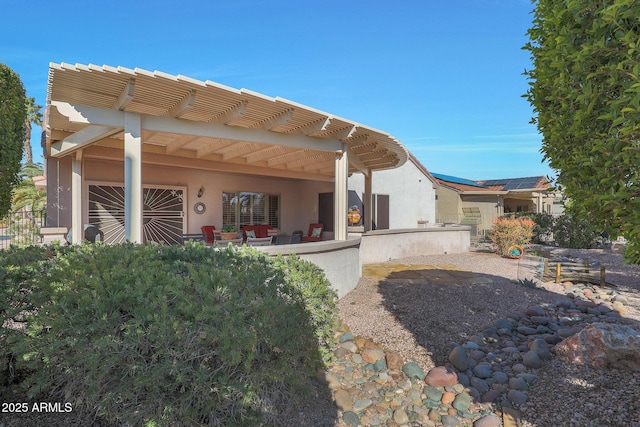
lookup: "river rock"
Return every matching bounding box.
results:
[522,351,542,368]
[530,338,551,360]
[425,366,458,386]
[449,345,470,371]
[555,323,640,371]
[474,414,502,427]
[402,361,426,380]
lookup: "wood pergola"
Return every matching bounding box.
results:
[44,63,408,243]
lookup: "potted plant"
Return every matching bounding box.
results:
[220,224,237,240]
[347,205,361,225]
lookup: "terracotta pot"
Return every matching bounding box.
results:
[220,232,237,240]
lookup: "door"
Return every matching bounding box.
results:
[88,184,185,244]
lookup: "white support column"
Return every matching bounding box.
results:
[537,192,543,213]
[363,171,373,232]
[334,144,349,241]
[124,112,144,243]
[71,151,83,244]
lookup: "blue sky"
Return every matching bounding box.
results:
[2,0,554,181]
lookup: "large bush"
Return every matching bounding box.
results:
[0,63,27,217]
[489,217,535,256]
[501,212,555,244]
[552,212,608,249]
[6,242,338,426]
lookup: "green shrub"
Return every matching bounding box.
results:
[489,217,535,257]
[551,213,607,249]
[272,254,338,364]
[12,242,335,426]
[0,244,70,392]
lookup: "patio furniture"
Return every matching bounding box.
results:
[201,225,217,244]
[274,234,291,245]
[242,224,275,240]
[247,236,273,246]
[182,233,206,244]
[214,238,243,247]
[291,230,303,244]
[66,224,104,244]
[301,223,324,242]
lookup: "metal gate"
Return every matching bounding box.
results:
[88,184,185,245]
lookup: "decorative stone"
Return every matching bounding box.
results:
[472,363,493,379]
[555,323,640,370]
[353,398,373,412]
[342,411,360,426]
[530,338,551,360]
[341,341,359,353]
[424,366,457,386]
[507,389,528,405]
[508,377,529,391]
[402,361,426,380]
[442,415,463,427]
[441,391,455,404]
[393,408,409,424]
[492,371,509,384]
[470,376,490,394]
[339,332,354,342]
[448,346,470,371]
[333,389,353,411]
[452,392,472,412]
[525,306,546,317]
[474,414,502,427]
[386,351,404,370]
[522,351,542,368]
[424,386,443,402]
[362,348,385,364]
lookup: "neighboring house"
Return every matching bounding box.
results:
[433,173,563,234]
[348,152,438,229]
[42,63,411,244]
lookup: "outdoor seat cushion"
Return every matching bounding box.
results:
[301,223,323,242]
[201,225,216,243]
[242,224,273,239]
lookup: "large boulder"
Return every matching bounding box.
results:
[555,323,640,371]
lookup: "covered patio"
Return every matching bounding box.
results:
[43,63,409,245]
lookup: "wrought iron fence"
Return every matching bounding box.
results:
[0,209,47,249]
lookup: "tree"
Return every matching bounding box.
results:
[0,63,26,218]
[12,162,46,212]
[524,0,640,263]
[24,97,43,164]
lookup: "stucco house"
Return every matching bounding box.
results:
[348,153,438,230]
[433,173,562,235]
[38,63,471,296]
[42,63,413,245]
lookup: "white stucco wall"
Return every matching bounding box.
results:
[348,159,437,229]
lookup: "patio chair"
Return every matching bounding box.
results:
[201,225,217,244]
[214,238,243,247]
[301,223,324,242]
[247,236,273,246]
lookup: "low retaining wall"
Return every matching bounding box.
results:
[259,239,361,298]
[259,226,470,298]
[358,226,471,265]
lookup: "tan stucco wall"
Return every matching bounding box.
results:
[435,186,462,223]
[46,157,333,236]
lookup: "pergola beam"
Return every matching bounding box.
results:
[51,124,122,158]
[167,90,196,118]
[52,101,343,152]
[114,79,135,110]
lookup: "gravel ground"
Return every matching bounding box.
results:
[334,244,640,427]
[3,244,639,426]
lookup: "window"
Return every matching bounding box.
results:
[223,191,280,229]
